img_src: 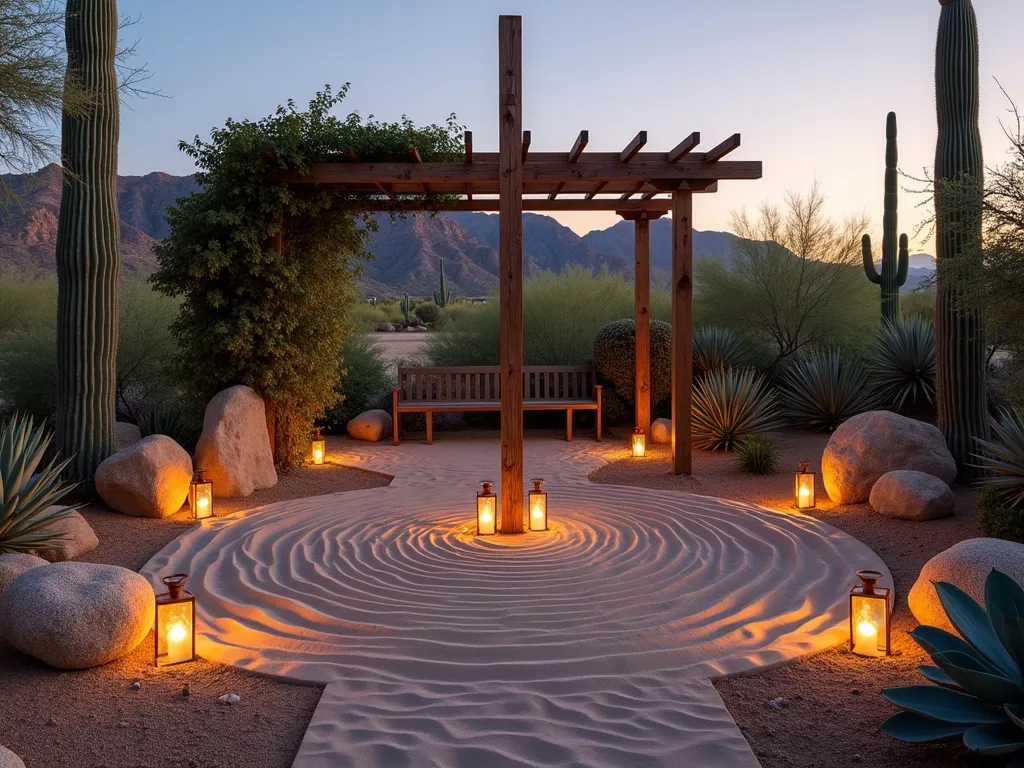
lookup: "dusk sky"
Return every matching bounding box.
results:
[117,0,1024,250]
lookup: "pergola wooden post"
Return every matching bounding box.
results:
[671,191,694,475]
[634,217,651,437]
[498,15,524,533]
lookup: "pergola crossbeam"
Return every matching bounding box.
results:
[667,132,700,162]
[584,181,608,200]
[620,182,644,200]
[521,130,531,162]
[550,131,589,199]
[619,130,648,162]
[465,131,473,199]
[705,133,741,163]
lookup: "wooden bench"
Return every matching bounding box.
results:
[392,365,602,445]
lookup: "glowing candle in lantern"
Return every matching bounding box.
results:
[477,481,497,535]
[166,621,191,664]
[849,570,890,657]
[793,462,816,509]
[311,430,326,465]
[155,574,196,667]
[189,470,213,520]
[528,478,548,531]
[631,428,646,458]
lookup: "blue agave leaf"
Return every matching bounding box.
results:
[918,664,965,691]
[880,712,968,743]
[882,685,1005,724]
[933,651,1024,703]
[964,723,1024,756]
[994,615,1024,677]
[1008,704,1024,732]
[988,570,1024,620]
[935,580,1022,681]
[911,625,1002,674]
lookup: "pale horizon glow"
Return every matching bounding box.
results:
[117,0,1024,253]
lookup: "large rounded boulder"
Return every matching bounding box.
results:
[25,505,99,562]
[347,409,393,442]
[650,418,671,445]
[0,562,154,669]
[0,554,46,604]
[0,745,25,768]
[95,435,193,518]
[869,470,955,522]
[194,385,278,498]
[822,411,956,504]
[909,538,1024,632]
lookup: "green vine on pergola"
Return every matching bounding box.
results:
[152,85,465,467]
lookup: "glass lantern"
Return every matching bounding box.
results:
[528,478,548,531]
[477,481,497,535]
[794,461,816,509]
[189,470,213,520]
[850,569,890,657]
[311,430,326,465]
[155,574,196,667]
[631,428,646,458]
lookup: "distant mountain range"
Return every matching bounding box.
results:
[0,165,935,296]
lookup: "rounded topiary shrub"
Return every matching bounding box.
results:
[979,487,1024,544]
[593,319,672,407]
[414,302,442,326]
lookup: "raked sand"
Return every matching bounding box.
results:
[142,436,890,768]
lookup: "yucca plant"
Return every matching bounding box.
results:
[871,317,936,410]
[973,409,1024,509]
[0,412,78,554]
[734,434,780,475]
[779,348,880,432]
[693,327,749,378]
[882,569,1024,760]
[691,367,784,451]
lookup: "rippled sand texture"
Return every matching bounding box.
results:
[142,437,890,768]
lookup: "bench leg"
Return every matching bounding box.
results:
[595,405,602,442]
[392,389,400,446]
[566,409,573,441]
[426,412,433,445]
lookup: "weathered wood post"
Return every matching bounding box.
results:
[671,191,693,475]
[634,216,651,437]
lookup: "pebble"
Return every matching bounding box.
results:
[851,688,861,696]
[129,680,142,692]
[766,697,786,710]
[853,754,863,763]
[182,684,191,697]
[217,693,241,705]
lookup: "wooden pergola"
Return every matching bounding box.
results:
[276,16,762,532]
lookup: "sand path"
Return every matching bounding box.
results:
[141,436,890,768]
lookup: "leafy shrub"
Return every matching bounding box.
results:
[351,303,392,332]
[137,399,203,454]
[900,289,935,324]
[325,334,393,430]
[442,301,483,325]
[735,434,780,475]
[780,348,879,431]
[693,326,749,377]
[881,569,1024,757]
[692,367,784,451]
[0,326,57,421]
[978,487,1024,543]
[593,318,672,407]
[414,302,442,326]
[0,413,78,554]
[0,275,57,339]
[872,317,936,410]
[973,409,1024,507]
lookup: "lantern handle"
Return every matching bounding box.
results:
[162,573,189,599]
[856,569,883,594]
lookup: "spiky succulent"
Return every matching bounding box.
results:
[691,367,784,451]
[779,348,880,431]
[734,434,780,475]
[973,409,1024,509]
[0,412,79,554]
[872,317,936,409]
[882,569,1024,760]
[693,327,749,378]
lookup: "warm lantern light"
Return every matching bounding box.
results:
[631,428,646,458]
[477,481,497,535]
[794,461,816,509]
[189,470,213,520]
[528,478,548,531]
[155,574,196,666]
[849,569,890,657]
[311,430,326,465]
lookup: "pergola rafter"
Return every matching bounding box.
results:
[270,15,763,529]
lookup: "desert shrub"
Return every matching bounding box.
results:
[442,301,482,325]
[0,326,57,421]
[871,317,936,410]
[693,326,749,377]
[351,303,392,332]
[978,486,1024,543]
[973,408,1024,507]
[692,367,784,451]
[325,334,393,430]
[137,399,203,454]
[779,348,879,431]
[735,434,780,475]
[414,301,442,326]
[900,290,935,324]
[593,318,672,407]
[0,274,57,338]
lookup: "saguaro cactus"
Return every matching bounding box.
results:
[400,293,411,326]
[934,0,988,478]
[433,258,453,307]
[55,0,120,481]
[862,112,910,323]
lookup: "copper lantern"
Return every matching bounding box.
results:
[850,569,890,657]
[189,470,213,520]
[631,428,646,458]
[477,481,497,535]
[794,462,816,509]
[528,478,548,531]
[311,430,326,465]
[155,574,196,666]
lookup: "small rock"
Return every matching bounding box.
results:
[347,409,393,442]
[650,418,671,444]
[766,697,786,710]
[0,744,26,768]
[129,681,142,692]
[853,755,862,763]
[217,693,241,705]
[46,718,57,726]
[182,684,190,697]
[851,688,861,696]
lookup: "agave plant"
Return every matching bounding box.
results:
[779,348,880,432]
[734,434,780,475]
[973,409,1024,509]
[0,412,78,554]
[882,569,1024,761]
[693,327,749,378]
[871,317,936,409]
[691,367,784,451]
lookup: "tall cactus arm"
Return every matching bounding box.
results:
[896,234,910,287]
[862,234,882,284]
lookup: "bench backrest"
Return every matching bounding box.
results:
[396,365,598,402]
